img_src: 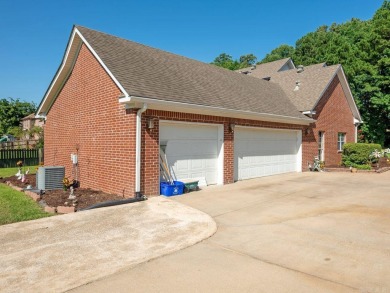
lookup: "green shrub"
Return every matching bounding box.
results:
[342,143,381,166]
[350,164,372,170]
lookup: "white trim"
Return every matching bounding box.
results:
[120,96,314,125]
[159,120,224,185]
[74,28,129,97]
[312,65,340,112]
[37,29,78,115]
[338,67,362,121]
[46,41,83,112]
[318,131,325,161]
[296,130,302,172]
[355,124,358,143]
[311,66,362,122]
[135,103,148,194]
[37,27,128,116]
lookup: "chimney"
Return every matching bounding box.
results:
[297,65,304,73]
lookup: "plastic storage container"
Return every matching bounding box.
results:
[160,181,184,196]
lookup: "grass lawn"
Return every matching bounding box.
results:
[0,184,51,225]
[0,166,37,178]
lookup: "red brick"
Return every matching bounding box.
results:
[44,44,355,197]
[57,206,75,214]
[24,190,41,202]
[44,206,57,213]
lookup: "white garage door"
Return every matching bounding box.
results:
[160,122,222,186]
[234,127,301,181]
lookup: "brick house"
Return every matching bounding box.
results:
[21,113,44,139]
[239,58,362,167]
[36,26,361,197]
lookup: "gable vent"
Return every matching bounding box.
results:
[37,166,65,190]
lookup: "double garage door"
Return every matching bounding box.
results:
[234,127,300,181]
[160,122,301,185]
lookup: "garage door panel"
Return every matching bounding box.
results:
[166,140,217,156]
[160,123,220,186]
[160,123,218,140]
[235,128,299,181]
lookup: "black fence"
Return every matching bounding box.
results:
[0,149,43,168]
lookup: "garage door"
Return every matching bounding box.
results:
[160,122,222,186]
[234,127,301,181]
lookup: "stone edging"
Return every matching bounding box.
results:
[4,181,75,214]
[324,167,390,173]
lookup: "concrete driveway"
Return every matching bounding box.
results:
[70,171,390,293]
[0,197,216,293]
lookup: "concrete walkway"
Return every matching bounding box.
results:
[0,197,216,293]
[69,171,390,293]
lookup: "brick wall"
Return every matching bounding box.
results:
[44,44,137,197]
[302,75,355,168]
[142,110,305,195]
[44,43,354,197]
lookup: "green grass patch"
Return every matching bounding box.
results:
[0,166,37,178]
[0,184,51,225]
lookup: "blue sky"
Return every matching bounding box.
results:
[0,0,384,105]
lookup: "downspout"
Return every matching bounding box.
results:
[354,118,362,143]
[135,103,148,198]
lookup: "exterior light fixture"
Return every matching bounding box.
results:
[148,118,155,129]
[229,123,236,133]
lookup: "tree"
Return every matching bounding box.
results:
[29,126,44,148]
[239,54,257,67]
[0,98,36,136]
[260,45,295,64]
[211,53,257,70]
[260,0,390,146]
[7,126,25,139]
[211,53,239,70]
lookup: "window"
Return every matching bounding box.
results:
[318,131,325,161]
[338,133,346,151]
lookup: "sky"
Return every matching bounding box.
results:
[0,0,384,105]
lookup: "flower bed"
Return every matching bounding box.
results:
[0,174,125,213]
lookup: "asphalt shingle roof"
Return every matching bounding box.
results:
[269,64,340,111]
[239,58,293,79]
[76,26,308,120]
[238,59,340,112]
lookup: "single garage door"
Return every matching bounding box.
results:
[160,122,223,186]
[234,127,301,181]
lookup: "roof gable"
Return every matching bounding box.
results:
[37,26,312,124]
[237,58,295,78]
[239,59,361,121]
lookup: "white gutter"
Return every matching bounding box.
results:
[119,96,314,125]
[135,103,148,197]
[302,110,316,118]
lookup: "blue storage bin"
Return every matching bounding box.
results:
[160,181,184,196]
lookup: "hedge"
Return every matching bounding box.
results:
[342,143,382,167]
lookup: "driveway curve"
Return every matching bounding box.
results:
[0,197,216,293]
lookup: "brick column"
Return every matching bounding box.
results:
[141,115,160,196]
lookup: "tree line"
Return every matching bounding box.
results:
[212,1,390,147]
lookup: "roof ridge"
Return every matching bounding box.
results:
[76,25,249,78]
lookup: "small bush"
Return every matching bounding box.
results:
[342,143,381,166]
[350,164,372,170]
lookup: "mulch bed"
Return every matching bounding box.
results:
[325,157,390,173]
[0,174,124,211]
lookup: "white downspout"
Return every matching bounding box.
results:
[135,103,148,197]
[353,118,362,143]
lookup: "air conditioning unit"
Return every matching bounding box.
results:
[37,166,65,190]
